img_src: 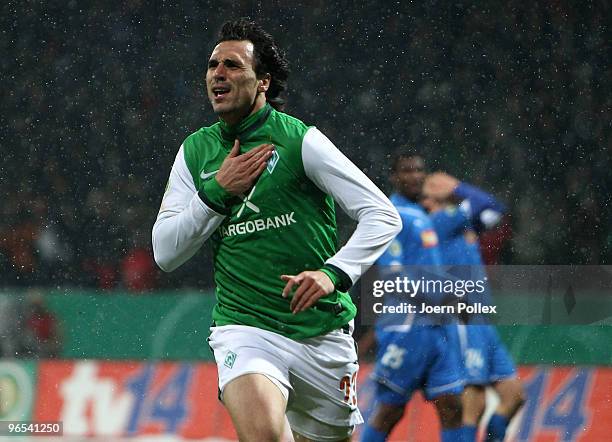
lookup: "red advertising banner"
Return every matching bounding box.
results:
[33,361,612,441]
[34,360,235,439]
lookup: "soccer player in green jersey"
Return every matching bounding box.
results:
[152,18,401,441]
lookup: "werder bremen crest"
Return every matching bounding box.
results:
[267,149,279,174]
[235,148,279,219]
[224,351,237,369]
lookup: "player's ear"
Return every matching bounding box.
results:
[258,74,271,93]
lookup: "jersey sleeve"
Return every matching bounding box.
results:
[301,127,402,285]
[377,211,412,266]
[152,145,226,272]
[454,182,507,231]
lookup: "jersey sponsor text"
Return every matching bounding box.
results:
[220,212,297,237]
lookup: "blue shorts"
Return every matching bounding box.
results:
[458,324,516,385]
[372,325,464,404]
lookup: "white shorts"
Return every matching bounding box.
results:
[208,324,364,441]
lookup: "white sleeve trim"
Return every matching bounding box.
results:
[459,199,472,218]
[302,128,402,283]
[152,145,226,272]
[480,209,502,229]
[460,199,502,229]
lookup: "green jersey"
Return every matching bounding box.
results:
[153,103,401,340]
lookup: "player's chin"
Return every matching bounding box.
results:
[211,102,231,115]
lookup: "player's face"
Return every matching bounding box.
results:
[393,156,426,200]
[421,194,443,213]
[206,40,261,124]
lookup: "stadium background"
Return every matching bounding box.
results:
[1,1,610,441]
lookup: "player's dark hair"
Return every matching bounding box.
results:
[217,18,290,111]
[391,147,424,172]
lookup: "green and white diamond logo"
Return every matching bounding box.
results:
[267,149,279,174]
[224,351,237,369]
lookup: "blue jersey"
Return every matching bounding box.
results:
[429,183,516,385]
[370,193,464,406]
[429,205,482,266]
[429,183,505,302]
[429,206,490,310]
[375,193,442,329]
[378,193,441,267]
[431,181,505,266]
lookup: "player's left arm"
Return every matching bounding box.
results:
[453,182,507,231]
[282,128,402,314]
[425,172,507,231]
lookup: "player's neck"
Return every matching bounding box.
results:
[219,101,272,143]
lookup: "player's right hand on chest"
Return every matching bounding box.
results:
[215,139,274,196]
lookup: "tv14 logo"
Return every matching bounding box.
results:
[59,361,193,436]
[516,368,593,441]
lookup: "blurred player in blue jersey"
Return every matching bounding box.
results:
[422,172,526,442]
[360,153,469,442]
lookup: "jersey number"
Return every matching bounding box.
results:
[380,344,405,369]
[340,373,357,406]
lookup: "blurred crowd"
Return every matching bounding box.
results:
[1,0,610,291]
[0,289,61,358]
